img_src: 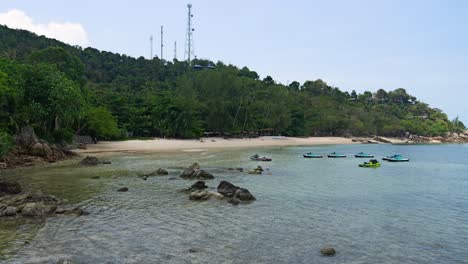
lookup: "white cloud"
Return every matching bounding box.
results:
[0,9,89,46]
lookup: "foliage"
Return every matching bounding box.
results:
[82,106,120,139]
[0,130,13,157]
[0,24,464,141]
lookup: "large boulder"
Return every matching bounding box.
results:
[80,156,99,166]
[15,126,39,147]
[233,188,256,201]
[30,143,53,158]
[0,181,22,195]
[217,181,238,197]
[217,181,256,201]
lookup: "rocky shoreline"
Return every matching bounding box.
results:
[0,181,87,218]
[351,131,468,145]
[0,126,77,170]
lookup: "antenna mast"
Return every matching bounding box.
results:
[174,41,177,60]
[184,3,195,64]
[160,25,164,63]
[150,35,153,59]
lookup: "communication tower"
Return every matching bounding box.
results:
[184,3,195,63]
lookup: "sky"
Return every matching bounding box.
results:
[1,0,468,123]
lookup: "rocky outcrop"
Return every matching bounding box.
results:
[217,181,256,204]
[180,163,214,180]
[373,136,393,143]
[0,184,87,218]
[0,126,77,169]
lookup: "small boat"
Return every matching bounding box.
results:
[355,152,374,158]
[303,152,323,158]
[359,159,381,168]
[327,152,346,158]
[383,154,409,162]
[250,154,272,161]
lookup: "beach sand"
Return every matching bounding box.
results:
[75,136,356,155]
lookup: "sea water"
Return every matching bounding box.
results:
[1,144,467,263]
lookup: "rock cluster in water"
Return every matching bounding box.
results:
[179,162,256,205]
[0,181,88,218]
[180,162,214,180]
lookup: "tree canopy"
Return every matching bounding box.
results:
[0,24,464,149]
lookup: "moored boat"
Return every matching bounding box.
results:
[383,154,409,162]
[327,152,346,158]
[250,154,272,161]
[355,152,374,158]
[359,159,381,168]
[303,152,323,158]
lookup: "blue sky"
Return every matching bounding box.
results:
[1,0,468,123]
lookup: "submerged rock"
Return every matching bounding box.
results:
[189,190,223,201]
[320,247,336,256]
[248,165,264,175]
[0,181,22,195]
[117,187,129,192]
[155,168,169,175]
[146,168,169,176]
[3,206,18,217]
[21,202,56,217]
[79,156,99,166]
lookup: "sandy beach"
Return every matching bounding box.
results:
[74,136,356,155]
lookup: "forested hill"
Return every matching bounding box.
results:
[0,24,465,153]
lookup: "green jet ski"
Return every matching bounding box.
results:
[359,159,381,168]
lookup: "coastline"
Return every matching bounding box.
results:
[74,136,357,155]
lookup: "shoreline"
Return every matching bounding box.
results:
[74,136,357,156]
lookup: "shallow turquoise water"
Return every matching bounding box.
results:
[1,144,468,263]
